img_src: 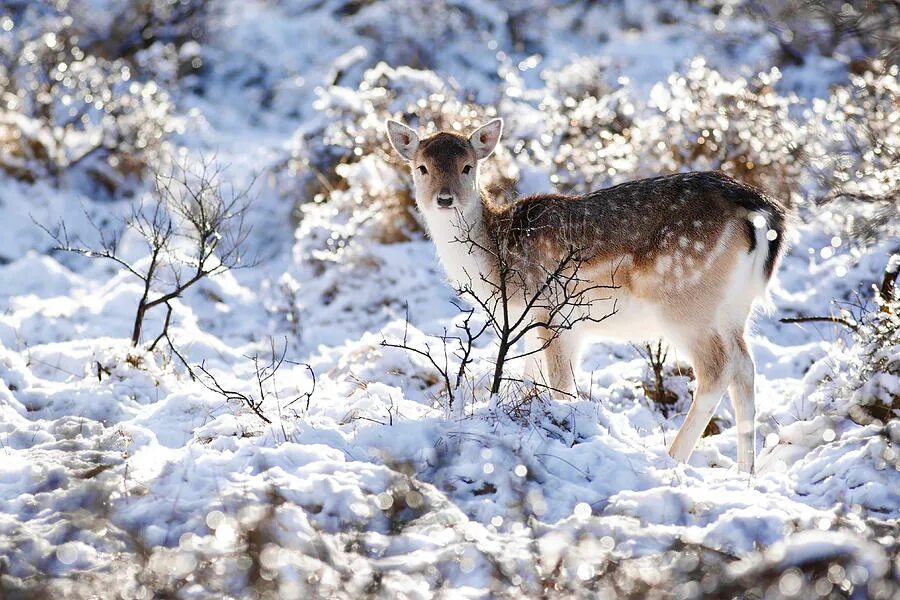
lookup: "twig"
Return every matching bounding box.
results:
[36,156,257,348]
[779,315,858,330]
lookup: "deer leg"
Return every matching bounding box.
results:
[522,311,550,386]
[543,330,579,399]
[727,332,756,474]
[522,317,578,399]
[668,333,728,464]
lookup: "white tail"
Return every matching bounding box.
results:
[386,120,788,473]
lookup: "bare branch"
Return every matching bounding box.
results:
[385,209,620,404]
[196,361,272,424]
[453,219,620,396]
[35,156,257,348]
[780,315,859,330]
[380,304,459,408]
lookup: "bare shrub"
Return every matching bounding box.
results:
[637,340,677,408]
[380,303,487,410]
[195,338,315,425]
[462,243,618,397]
[382,217,619,404]
[634,341,723,437]
[40,158,254,348]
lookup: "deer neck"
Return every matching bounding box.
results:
[424,195,494,293]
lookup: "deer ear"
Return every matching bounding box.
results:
[386,120,419,162]
[469,118,503,160]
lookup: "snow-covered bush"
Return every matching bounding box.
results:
[540,61,640,193]
[5,0,209,81]
[0,4,179,193]
[846,294,900,428]
[743,0,900,65]
[74,0,209,81]
[795,257,899,430]
[335,0,508,72]
[804,63,899,242]
[643,59,805,199]
[542,59,806,200]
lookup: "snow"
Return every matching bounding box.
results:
[1,0,899,597]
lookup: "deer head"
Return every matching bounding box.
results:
[386,119,503,218]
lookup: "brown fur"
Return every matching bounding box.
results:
[480,172,786,293]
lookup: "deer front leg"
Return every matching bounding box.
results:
[522,320,578,400]
[522,327,546,386]
[543,331,578,399]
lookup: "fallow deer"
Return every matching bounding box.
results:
[386,118,788,473]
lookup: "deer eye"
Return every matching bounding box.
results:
[462,165,472,175]
[418,165,428,175]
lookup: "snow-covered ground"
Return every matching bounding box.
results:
[1,1,898,598]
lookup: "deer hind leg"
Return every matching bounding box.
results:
[668,332,729,465]
[727,332,756,474]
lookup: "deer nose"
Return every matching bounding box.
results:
[436,192,454,208]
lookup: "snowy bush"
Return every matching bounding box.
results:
[790,257,899,433]
[5,0,209,80]
[743,0,900,65]
[335,0,508,72]
[540,63,640,193]
[0,4,178,193]
[847,297,900,428]
[542,59,806,201]
[805,63,900,240]
[74,0,209,81]
[643,59,805,199]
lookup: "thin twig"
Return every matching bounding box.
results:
[779,315,858,330]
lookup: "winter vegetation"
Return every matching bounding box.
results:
[0,0,898,598]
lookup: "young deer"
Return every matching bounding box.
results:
[386,118,787,473]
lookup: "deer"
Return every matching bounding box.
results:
[385,118,788,473]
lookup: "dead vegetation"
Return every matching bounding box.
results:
[41,157,255,349]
